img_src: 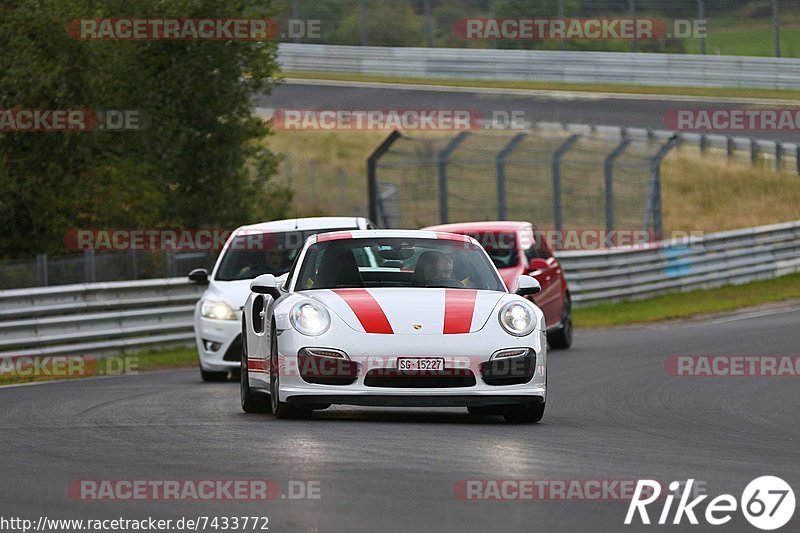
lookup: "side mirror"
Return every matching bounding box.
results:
[528,258,550,273]
[515,275,541,296]
[251,274,281,300]
[188,268,209,285]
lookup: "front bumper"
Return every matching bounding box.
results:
[194,315,242,371]
[270,327,547,405]
[287,394,544,408]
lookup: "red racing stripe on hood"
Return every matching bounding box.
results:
[332,288,394,334]
[443,289,477,334]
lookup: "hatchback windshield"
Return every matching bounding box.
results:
[295,238,505,291]
[467,232,520,269]
[215,229,352,281]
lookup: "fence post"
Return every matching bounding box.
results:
[699,133,708,154]
[291,0,300,42]
[751,138,759,165]
[367,130,402,225]
[698,0,707,55]
[438,132,471,224]
[797,145,800,176]
[775,143,783,171]
[495,133,527,220]
[645,135,679,241]
[551,134,582,238]
[309,159,318,209]
[726,136,735,159]
[604,138,632,234]
[628,0,636,52]
[131,250,138,280]
[84,249,96,283]
[338,168,346,212]
[36,254,48,287]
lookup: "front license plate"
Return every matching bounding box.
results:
[397,357,445,371]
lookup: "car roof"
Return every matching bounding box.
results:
[309,229,477,244]
[236,217,366,233]
[423,221,533,233]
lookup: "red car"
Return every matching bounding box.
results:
[423,221,572,349]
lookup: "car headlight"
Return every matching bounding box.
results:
[200,299,237,321]
[499,302,536,337]
[290,301,331,337]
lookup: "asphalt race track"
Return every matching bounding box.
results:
[1,305,798,532]
[261,80,800,143]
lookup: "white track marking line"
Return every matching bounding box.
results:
[283,78,800,106]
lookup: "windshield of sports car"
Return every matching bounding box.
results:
[215,229,352,281]
[294,238,505,291]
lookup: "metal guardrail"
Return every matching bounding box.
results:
[278,44,800,90]
[558,221,800,305]
[0,221,799,357]
[0,279,204,358]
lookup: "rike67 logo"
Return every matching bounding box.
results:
[626,477,795,530]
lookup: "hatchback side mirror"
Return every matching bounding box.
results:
[516,275,541,296]
[188,268,209,285]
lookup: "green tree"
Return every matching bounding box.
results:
[0,0,285,259]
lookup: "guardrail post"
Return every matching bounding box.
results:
[551,134,582,237]
[751,138,759,165]
[604,138,632,234]
[495,133,527,220]
[367,130,402,225]
[797,145,800,176]
[726,136,735,159]
[775,143,783,170]
[438,132,470,224]
[645,135,679,241]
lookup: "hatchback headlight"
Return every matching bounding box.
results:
[290,301,331,337]
[499,302,536,337]
[200,299,237,321]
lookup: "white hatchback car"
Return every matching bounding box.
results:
[189,217,375,381]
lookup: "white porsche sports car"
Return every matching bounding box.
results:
[240,230,548,423]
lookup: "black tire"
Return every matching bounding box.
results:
[200,367,228,382]
[503,402,546,424]
[548,295,573,350]
[240,320,271,414]
[269,327,312,420]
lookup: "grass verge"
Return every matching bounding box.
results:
[574,272,800,328]
[0,346,198,386]
[282,71,800,101]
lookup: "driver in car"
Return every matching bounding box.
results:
[416,251,472,287]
